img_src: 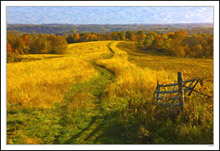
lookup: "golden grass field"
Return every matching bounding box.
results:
[7,41,213,144]
[7,41,111,109]
[116,41,213,94]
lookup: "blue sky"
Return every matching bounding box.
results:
[7,7,213,24]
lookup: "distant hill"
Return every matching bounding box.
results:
[7,23,213,35]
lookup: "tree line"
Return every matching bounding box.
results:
[7,29,213,62]
[66,30,213,58]
[7,32,67,62]
[136,30,213,58]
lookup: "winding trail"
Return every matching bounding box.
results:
[92,42,116,101]
[62,41,142,144]
[63,41,118,144]
[59,41,140,144]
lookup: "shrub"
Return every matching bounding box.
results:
[7,51,21,63]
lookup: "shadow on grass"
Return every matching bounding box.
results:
[64,116,99,144]
[64,107,140,144]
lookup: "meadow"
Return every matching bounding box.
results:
[7,41,213,144]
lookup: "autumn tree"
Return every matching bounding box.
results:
[51,35,68,54]
[112,31,119,40]
[7,34,25,55]
[66,34,74,43]
[125,31,133,40]
[29,33,48,54]
[7,43,21,63]
[7,43,13,52]
[130,34,137,42]
[137,30,146,42]
[21,34,30,54]
[117,32,125,41]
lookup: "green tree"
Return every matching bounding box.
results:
[117,32,125,41]
[125,31,133,40]
[52,36,68,54]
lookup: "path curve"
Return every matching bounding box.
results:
[64,41,117,144]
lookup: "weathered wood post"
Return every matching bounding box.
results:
[157,81,160,103]
[178,72,184,110]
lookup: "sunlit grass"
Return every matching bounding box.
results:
[20,54,64,62]
[7,41,114,109]
[117,41,213,79]
[116,41,213,99]
[97,41,178,100]
[7,56,98,109]
[67,41,111,61]
[7,41,213,144]
[96,41,213,144]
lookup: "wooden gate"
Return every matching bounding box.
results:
[153,72,204,110]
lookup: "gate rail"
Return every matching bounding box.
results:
[154,72,211,110]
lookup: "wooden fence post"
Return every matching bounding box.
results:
[178,72,184,110]
[157,81,160,103]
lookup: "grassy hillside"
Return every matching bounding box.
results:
[117,42,213,83]
[7,41,213,144]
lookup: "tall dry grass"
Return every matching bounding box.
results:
[67,41,111,61]
[7,40,213,144]
[96,41,177,100]
[7,41,112,109]
[7,57,97,109]
[116,41,213,102]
